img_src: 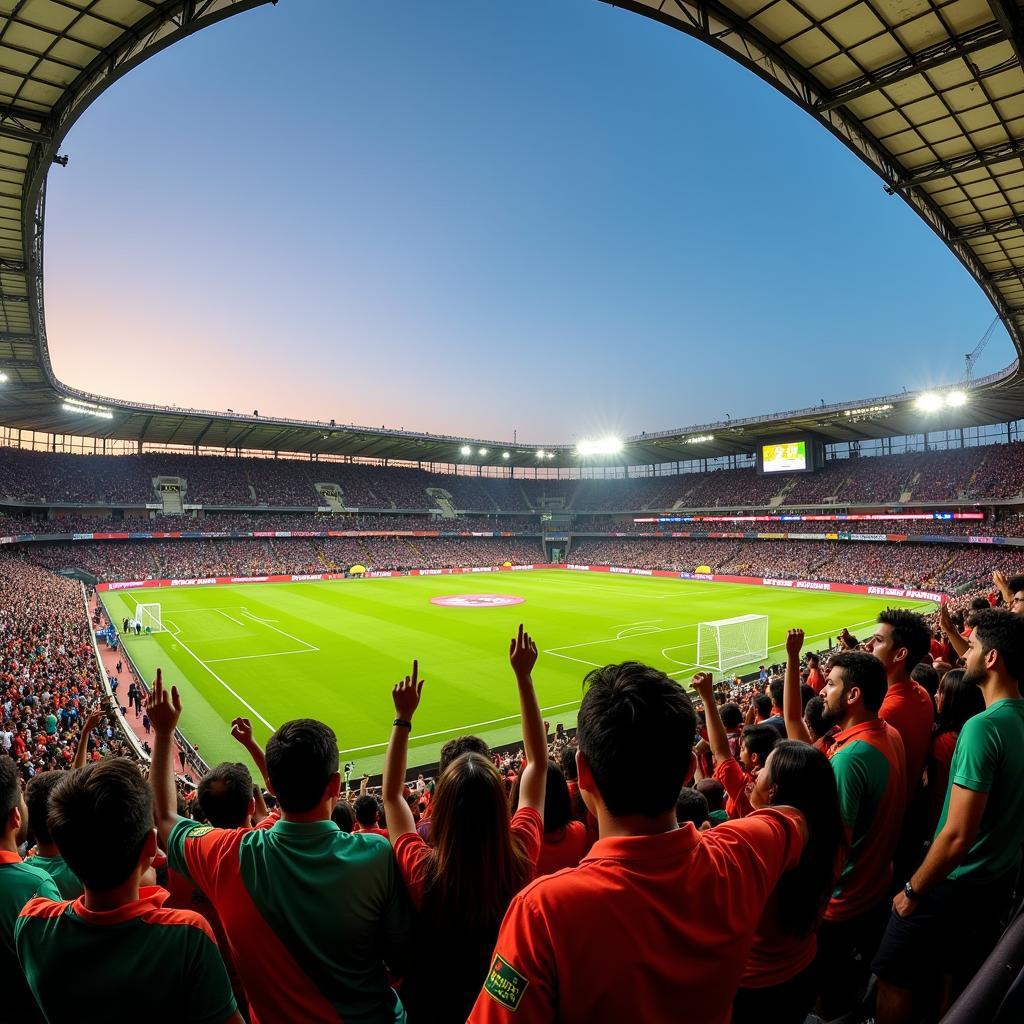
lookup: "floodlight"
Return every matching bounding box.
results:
[501,451,510,459]
[479,448,488,456]
[577,437,623,456]
[62,402,113,420]
[460,445,472,456]
[945,390,968,407]
[536,449,546,458]
[914,392,943,413]
[0,372,7,383]
[547,452,555,459]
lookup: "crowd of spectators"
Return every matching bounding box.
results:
[5,440,1024,513]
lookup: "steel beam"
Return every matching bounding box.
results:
[895,137,1024,189]
[951,215,1024,242]
[987,1,1024,71]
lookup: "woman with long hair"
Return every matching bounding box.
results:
[732,739,846,1024]
[511,760,593,877]
[925,668,985,834]
[382,626,547,1023]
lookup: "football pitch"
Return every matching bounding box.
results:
[99,570,936,776]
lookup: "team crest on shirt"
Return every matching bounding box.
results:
[484,954,528,1011]
[186,825,214,839]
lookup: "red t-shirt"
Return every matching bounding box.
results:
[879,680,934,803]
[535,821,592,878]
[926,730,958,835]
[713,757,754,819]
[469,809,804,1024]
[353,825,389,838]
[806,668,825,695]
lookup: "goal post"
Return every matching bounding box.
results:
[135,603,164,634]
[696,614,768,673]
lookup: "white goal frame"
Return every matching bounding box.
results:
[696,614,768,673]
[135,603,164,634]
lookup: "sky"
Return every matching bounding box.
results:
[41,0,1014,446]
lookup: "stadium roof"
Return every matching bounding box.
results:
[6,1,1024,468]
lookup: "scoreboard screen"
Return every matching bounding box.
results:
[761,441,808,473]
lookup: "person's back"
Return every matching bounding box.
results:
[470,662,805,1024]
[149,688,413,1024]
[879,677,933,801]
[14,758,239,1024]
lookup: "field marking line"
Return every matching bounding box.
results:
[611,619,663,629]
[343,699,585,754]
[545,618,706,656]
[163,619,181,637]
[544,651,605,670]
[239,610,319,653]
[217,610,245,627]
[206,649,317,664]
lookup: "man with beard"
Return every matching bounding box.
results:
[873,609,1024,1024]
[813,651,906,1020]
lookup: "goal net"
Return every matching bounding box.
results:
[696,614,768,673]
[136,603,164,634]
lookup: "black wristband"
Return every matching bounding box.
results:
[393,718,412,731]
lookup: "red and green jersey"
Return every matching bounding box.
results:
[27,853,83,901]
[937,698,1024,883]
[469,808,804,1024]
[827,719,906,921]
[167,815,413,1024]
[14,886,236,1024]
[0,851,60,1023]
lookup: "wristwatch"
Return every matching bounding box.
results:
[393,718,412,731]
[903,881,920,901]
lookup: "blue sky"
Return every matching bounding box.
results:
[42,0,1012,444]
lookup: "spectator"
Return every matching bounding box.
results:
[149,672,413,1024]
[512,761,591,877]
[695,777,729,826]
[469,661,805,1023]
[331,799,355,833]
[675,787,710,828]
[712,723,777,819]
[24,772,83,900]
[383,632,546,1023]
[874,610,1024,1024]
[806,651,824,694]
[804,646,906,1020]
[353,795,388,837]
[15,758,242,1024]
[416,734,491,842]
[0,754,59,1024]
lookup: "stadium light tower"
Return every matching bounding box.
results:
[0,372,7,383]
[460,445,472,456]
[914,392,944,413]
[501,451,510,459]
[577,437,623,456]
[946,390,968,407]
[479,448,488,456]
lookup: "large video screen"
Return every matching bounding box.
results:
[761,441,807,473]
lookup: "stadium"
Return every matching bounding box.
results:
[5,1,1024,1023]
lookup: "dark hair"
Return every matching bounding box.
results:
[769,679,785,710]
[806,652,819,667]
[331,800,355,832]
[754,694,773,720]
[439,735,491,777]
[803,695,828,741]
[765,741,845,936]
[25,771,64,845]
[800,683,814,711]
[830,650,888,712]
[741,724,778,765]
[265,719,339,813]
[971,597,991,611]
[878,608,932,671]
[910,663,939,700]
[695,777,725,813]
[510,760,573,834]
[936,669,986,735]
[559,745,578,781]
[577,662,696,818]
[1007,575,1024,596]
[0,754,19,823]
[675,787,709,827]
[968,608,1024,681]
[197,763,253,829]
[354,794,380,828]
[49,759,152,891]
[720,703,743,730]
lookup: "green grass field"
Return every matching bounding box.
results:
[99,570,936,775]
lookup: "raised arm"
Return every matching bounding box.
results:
[73,703,104,769]
[230,717,270,790]
[939,601,968,660]
[994,569,1013,606]
[511,625,547,815]
[148,669,183,848]
[691,673,731,766]
[783,629,812,744]
[383,661,423,843]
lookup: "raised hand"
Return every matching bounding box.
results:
[392,660,425,721]
[939,601,957,636]
[691,671,715,703]
[148,669,182,736]
[509,624,538,680]
[994,569,1008,592]
[81,704,103,735]
[230,717,255,748]
[786,628,805,659]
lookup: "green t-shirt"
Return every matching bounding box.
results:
[29,854,83,901]
[0,857,61,1023]
[936,698,1024,883]
[707,809,730,827]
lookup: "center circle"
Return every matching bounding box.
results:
[430,594,525,608]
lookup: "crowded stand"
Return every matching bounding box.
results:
[5,440,1024,513]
